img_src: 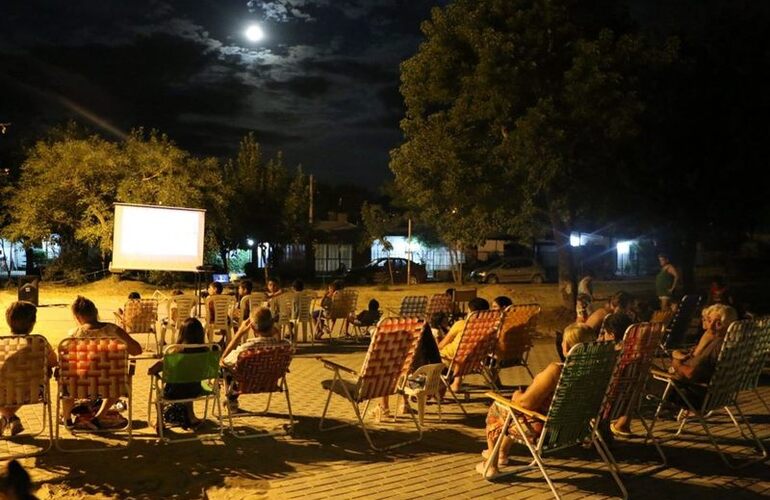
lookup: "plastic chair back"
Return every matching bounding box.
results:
[541,341,618,450]
[0,335,49,406]
[206,295,234,329]
[169,296,195,324]
[58,337,130,399]
[161,345,221,384]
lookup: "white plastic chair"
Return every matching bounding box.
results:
[205,295,234,344]
[399,363,445,426]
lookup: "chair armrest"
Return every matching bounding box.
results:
[317,357,358,376]
[485,391,547,422]
[650,367,671,380]
[651,367,708,388]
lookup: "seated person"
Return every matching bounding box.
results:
[491,296,512,312]
[205,281,223,321]
[0,301,58,436]
[477,323,596,477]
[265,277,284,300]
[666,304,737,408]
[114,291,142,327]
[62,296,142,429]
[220,307,290,411]
[575,293,595,323]
[708,275,734,306]
[148,317,208,431]
[348,299,381,332]
[598,311,633,343]
[438,297,490,391]
[556,291,632,360]
[429,312,450,341]
[313,280,344,338]
[234,279,253,327]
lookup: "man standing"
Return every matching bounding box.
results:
[655,253,681,312]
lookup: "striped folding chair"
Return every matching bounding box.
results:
[205,295,235,344]
[317,289,358,341]
[396,295,429,318]
[55,337,134,452]
[224,342,294,438]
[724,316,770,430]
[0,335,53,459]
[426,294,453,318]
[442,310,502,415]
[660,294,702,352]
[318,317,423,450]
[600,322,667,466]
[147,343,222,443]
[118,299,159,355]
[491,304,540,382]
[647,320,768,468]
[483,341,626,499]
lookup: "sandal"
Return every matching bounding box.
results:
[609,422,633,438]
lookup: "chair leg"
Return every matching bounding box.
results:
[636,413,667,466]
[593,429,629,500]
[417,393,426,427]
[441,376,467,416]
[284,379,294,435]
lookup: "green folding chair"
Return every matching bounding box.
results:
[483,341,626,500]
[724,316,770,434]
[147,344,223,443]
[647,320,768,468]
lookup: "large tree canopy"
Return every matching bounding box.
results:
[391,0,673,298]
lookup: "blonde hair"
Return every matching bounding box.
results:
[563,322,597,352]
[708,303,738,330]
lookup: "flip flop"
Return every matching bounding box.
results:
[610,422,633,438]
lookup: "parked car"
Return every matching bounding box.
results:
[344,258,428,285]
[468,257,547,284]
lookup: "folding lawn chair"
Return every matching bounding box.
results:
[483,341,626,499]
[442,310,502,415]
[205,295,235,344]
[392,295,429,319]
[224,342,294,438]
[490,304,540,383]
[647,319,767,468]
[660,294,702,352]
[724,316,770,427]
[600,322,667,466]
[0,335,54,459]
[425,293,453,317]
[318,317,423,451]
[315,289,359,341]
[117,299,160,355]
[147,343,222,443]
[55,337,135,452]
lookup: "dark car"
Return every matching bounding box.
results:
[468,257,547,284]
[345,258,428,285]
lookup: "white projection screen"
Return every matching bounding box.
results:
[111,203,206,272]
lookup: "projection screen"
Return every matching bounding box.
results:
[111,203,206,272]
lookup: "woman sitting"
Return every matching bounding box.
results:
[148,317,208,432]
[477,323,596,477]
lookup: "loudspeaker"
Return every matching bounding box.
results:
[18,276,40,306]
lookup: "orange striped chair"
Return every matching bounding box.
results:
[0,335,53,459]
[318,317,423,450]
[55,337,134,452]
[442,310,502,415]
[117,299,159,355]
[490,304,541,382]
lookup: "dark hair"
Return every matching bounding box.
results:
[128,291,141,300]
[292,279,304,291]
[253,307,274,334]
[577,293,592,304]
[468,297,490,312]
[0,460,34,500]
[171,289,184,296]
[239,279,253,294]
[177,317,205,344]
[429,312,448,329]
[71,296,98,322]
[368,299,380,311]
[445,288,455,297]
[602,313,633,339]
[268,277,280,287]
[209,281,223,294]
[331,279,344,291]
[611,291,631,310]
[493,296,513,309]
[6,301,36,336]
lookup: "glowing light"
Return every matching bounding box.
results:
[247,238,255,247]
[570,233,581,247]
[245,24,264,42]
[616,241,632,255]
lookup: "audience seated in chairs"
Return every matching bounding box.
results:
[313,280,343,339]
[556,291,633,361]
[234,279,253,327]
[438,297,490,392]
[147,318,209,431]
[220,307,290,413]
[0,301,58,437]
[62,296,142,430]
[206,281,223,319]
[265,277,284,301]
[114,291,141,326]
[348,299,382,335]
[477,323,596,477]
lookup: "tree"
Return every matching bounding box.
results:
[360,202,400,284]
[391,0,671,303]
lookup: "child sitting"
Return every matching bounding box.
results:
[148,317,208,432]
[348,299,382,335]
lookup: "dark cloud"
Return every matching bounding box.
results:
[0,0,447,186]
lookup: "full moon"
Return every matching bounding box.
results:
[245,24,264,42]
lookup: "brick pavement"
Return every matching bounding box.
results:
[3,336,770,499]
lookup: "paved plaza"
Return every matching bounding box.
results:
[3,331,770,499]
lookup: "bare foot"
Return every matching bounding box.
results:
[475,461,499,478]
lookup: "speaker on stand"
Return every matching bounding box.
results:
[18,276,40,306]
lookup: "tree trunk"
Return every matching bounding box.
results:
[549,208,576,309]
[386,256,394,284]
[219,248,229,275]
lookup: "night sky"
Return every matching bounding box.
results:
[0,1,447,186]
